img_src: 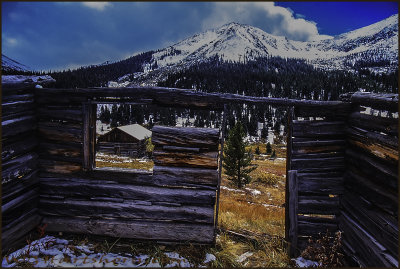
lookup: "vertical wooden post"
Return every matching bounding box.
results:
[83,100,95,171]
[288,169,298,257]
[285,106,294,250]
[83,102,91,170]
[214,104,227,241]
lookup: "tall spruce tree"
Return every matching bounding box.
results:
[223,121,257,188]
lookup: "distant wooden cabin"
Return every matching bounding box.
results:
[97,124,152,157]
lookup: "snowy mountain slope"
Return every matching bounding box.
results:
[150,14,397,69]
[108,14,398,86]
[1,54,30,72]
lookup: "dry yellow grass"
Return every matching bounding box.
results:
[217,143,289,266]
[95,153,154,170]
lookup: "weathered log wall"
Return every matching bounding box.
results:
[339,93,398,267]
[2,75,55,253]
[97,141,146,158]
[33,88,220,244]
[287,105,348,255]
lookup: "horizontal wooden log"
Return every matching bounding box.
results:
[348,111,398,136]
[40,198,214,224]
[2,135,37,163]
[340,212,398,267]
[298,220,338,238]
[292,120,345,138]
[347,127,398,164]
[295,105,350,118]
[341,192,398,258]
[35,86,350,110]
[152,125,219,150]
[162,145,200,153]
[2,152,38,184]
[292,139,345,154]
[43,217,214,243]
[37,107,83,122]
[297,214,338,224]
[3,195,38,227]
[153,150,218,169]
[350,92,398,111]
[2,75,55,92]
[2,99,35,117]
[40,177,216,206]
[291,151,343,159]
[2,93,34,103]
[153,166,218,187]
[1,109,35,123]
[345,170,397,216]
[38,125,82,143]
[36,95,88,105]
[291,157,344,172]
[2,209,42,254]
[298,195,340,215]
[2,188,39,214]
[346,148,397,185]
[2,115,36,138]
[38,120,82,130]
[39,141,83,164]
[39,159,82,174]
[2,170,38,204]
[297,175,344,195]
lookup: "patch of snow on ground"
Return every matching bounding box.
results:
[244,188,261,196]
[2,236,216,268]
[220,186,245,193]
[292,257,320,268]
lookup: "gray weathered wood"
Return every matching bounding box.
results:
[350,92,398,111]
[2,115,36,138]
[292,120,345,137]
[152,125,219,150]
[298,175,344,195]
[43,217,214,243]
[39,198,214,224]
[340,212,398,267]
[2,170,38,204]
[35,86,350,110]
[38,124,82,143]
[37,107,83,122]
[2,209,42,253]
[347,127,398,164]
[341,192,398,258]
[2,152,38,184]
[345,170,397,216]
[40,177,216,205]
[153,150,218,168]
[39,159,82,174]
[348,111,398,136]
[298,195,340,215]
[2,188,39,214]
[153,166,218,187]
[291,157,344,172]
[2,135,37,163]
[288,170,298,257]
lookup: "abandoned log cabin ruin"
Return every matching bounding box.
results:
[97,123,151,157]
[1,75,399,267]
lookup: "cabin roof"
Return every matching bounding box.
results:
[116,124,152,141]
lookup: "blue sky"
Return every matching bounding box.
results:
[2,2,398,71]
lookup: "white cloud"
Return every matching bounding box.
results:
[82,2,111,11]
[202,2,332,42]
[4,37,19,47]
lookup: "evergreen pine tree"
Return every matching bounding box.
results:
[223,121,257,189]
[270,149,276,159]
[255,145,260,155]
[266,142,272,154]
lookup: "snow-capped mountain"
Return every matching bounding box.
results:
[112,14,398,86]
[2,54,30,72]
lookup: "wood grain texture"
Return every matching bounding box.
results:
[43,217,214,243]
[39,198,214,224]
[40,177,216,205]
